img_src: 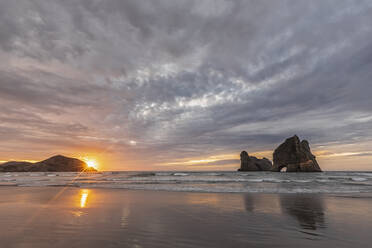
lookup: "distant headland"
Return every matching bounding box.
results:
[0,155,97,172]
[238,135,322,172]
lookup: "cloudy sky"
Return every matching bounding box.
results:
[1,0,372,171]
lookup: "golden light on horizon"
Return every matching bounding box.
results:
[82,157,99,170]
[161,151,273,167]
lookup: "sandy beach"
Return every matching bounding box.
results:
[1,187,371,248]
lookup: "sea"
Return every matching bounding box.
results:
[1,171,372,193]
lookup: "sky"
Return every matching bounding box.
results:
[1,0,372,171]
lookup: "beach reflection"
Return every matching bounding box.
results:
[80,189,90,208]
[279,194,325,230]
[243,194,282,214]
[244,194,326,230]
[244,193,326,230]
[2,187,372,248]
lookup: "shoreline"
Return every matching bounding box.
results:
[1,171,372,194]
[2,185,372,196]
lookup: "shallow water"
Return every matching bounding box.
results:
[0,187,371,248]
[1,171,372,193]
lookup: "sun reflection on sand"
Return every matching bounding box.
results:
[80,189,90,208]
[121,206,131,228]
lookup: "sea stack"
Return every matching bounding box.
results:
[271,135,322,172]
[238,151,272,171]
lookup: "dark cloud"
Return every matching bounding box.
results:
[1,0,372,169]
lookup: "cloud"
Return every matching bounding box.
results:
[1,0,372,169]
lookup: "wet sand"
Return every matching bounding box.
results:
[0,187,371,247]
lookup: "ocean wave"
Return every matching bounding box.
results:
[316,179,332,183]
[6,180,371,193]
[263,178,291,183]
[203,172,222,176]
[131,172,156,177]
[155,172,172,176]
[173,173,189,176]
[292,179,313,183]
[350,177,368,182]
[1,171,372,194]
[246,179,264,182]
[353,172,372,177]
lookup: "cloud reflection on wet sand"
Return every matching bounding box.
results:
[0,187,372,247]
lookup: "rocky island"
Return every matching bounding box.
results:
[238,135,322,172]
[0,155,97,172]
[238,151,272,171]
[271,135,322,172]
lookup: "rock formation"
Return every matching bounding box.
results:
[271,135,322,172]
[238,151,272,171]
[0,155,97,172]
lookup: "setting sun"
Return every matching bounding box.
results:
[85,159,98,170]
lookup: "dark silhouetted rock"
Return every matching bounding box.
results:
[271,135,322,172]
[0,161,34,172]
[0,155,97,172]
[238,151,272,171]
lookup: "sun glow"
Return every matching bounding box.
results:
[83,158,99,170]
